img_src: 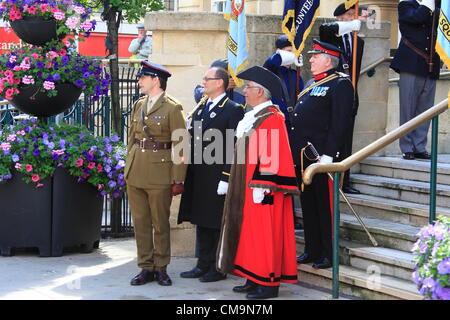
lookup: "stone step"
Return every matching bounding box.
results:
[340,194,450,228]
[297,264,422,300]
[360,156,450,184]
[351,174,450,208]
[296,211,420,251]
[296,232,416,282]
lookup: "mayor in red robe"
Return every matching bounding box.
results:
[216,66,300,300]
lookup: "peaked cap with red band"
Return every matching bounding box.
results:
[137,60,172,79]
[307,39,343,57]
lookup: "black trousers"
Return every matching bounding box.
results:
[342,114,356,188]
[298,171,332,262]
[196,226,220,272]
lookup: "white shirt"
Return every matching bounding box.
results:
[236,100,273,138]
[147,91,164,114]
[207,92,227,112]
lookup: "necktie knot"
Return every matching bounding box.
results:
[205,101,213,112]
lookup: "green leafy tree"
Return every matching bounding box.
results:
[81,0,164,137]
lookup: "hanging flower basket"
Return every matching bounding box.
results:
[0,0,96,44]
[9,83,82,117]
[9,16,64,46]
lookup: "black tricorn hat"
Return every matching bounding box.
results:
[136,60,172,79]
[237,66,283,99]
[308,39,343,57]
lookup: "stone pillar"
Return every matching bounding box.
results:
[361,0,399,49]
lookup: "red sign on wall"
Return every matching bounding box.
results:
[0,27,137,58]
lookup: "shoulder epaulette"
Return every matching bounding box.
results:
[165,94,182,106]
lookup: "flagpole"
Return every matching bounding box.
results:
[351,1,359,90]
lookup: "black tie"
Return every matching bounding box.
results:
[202,101,213,121]
[343,34,352,65]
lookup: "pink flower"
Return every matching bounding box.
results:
[22,75,35,85]
[53,11,65,20]
[40,4,49,12]
[26,164,33,172]
[43,81,55,90]
[32,174,40,182]
[74,6,86,14]
[76,158,84,167]
[65,17,79,29]
[0,142,11,151]
[4,70,13,78]
[97,164,103,173]
[88,162,96,169]
[59,48,67,56]
[46,51,59,60]
[15,163,22,170]
[16,130,26,136]
[26,5,37,14]
[36,183,44,188]
[6,134,16,141]
[98,184,104,190]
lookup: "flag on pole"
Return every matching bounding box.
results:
[224,0,248,87]
[281,0,320,58]
[344,0,358,10]
[436,2,450,69]
[436,1,450,102]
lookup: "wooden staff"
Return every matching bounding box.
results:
[351,1,359,90]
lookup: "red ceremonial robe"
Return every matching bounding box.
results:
[217,105,300,287]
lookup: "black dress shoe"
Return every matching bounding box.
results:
[342,186,361,194]
[130,269,155,286]
[233,279,258,293]
[199,271,227,282]
[297,253,314,264]
[180,266,208,279]
[414,151,431,160]
[403,152,415,160]
[246,285,279,300]
[312,257,332,269]
[155,269,172,286]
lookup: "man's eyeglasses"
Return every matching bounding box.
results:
[202,77,221,82]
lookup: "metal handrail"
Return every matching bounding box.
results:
[360,57,392,76]
[303,98,449,185]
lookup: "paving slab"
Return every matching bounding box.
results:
[0,239,346,300]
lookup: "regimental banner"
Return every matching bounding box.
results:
[344,0,358,10]
[282,0,320,58]
[436,1,450,103]
[224,0,248,87]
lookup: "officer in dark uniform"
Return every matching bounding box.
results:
[319,2,365,194]
[289,40,354,269]
[263,34,304,126]
[194,59,246,105]
[178,66,245,282]
[390,0,441,160]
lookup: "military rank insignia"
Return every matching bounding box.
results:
[152,116,167,119]
[309,86,329,97]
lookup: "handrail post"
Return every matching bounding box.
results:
[429,115,438,224]
[332,171,340,299]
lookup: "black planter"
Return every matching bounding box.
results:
[0,173,52,257]
[0,170,103,257]
[9,84,82,117]
[51,169,103,257]
[9,16,64,46]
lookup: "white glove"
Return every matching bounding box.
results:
[319,155,333,164]
[337,20,361,35]
[294,54,303,67]
[277,49,296,67]
[419,0,435,12]
[217,181,229,195]
[252,188,269,204]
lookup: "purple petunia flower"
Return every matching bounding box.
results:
[437,258,450,275]
[108,181,117,188]
[12,154,19,162]
[33,149,40,157]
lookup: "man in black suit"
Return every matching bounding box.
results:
[390,0,440,160]
[178,67,245,282]
[319,2,365,194]
[290,40,354,269]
